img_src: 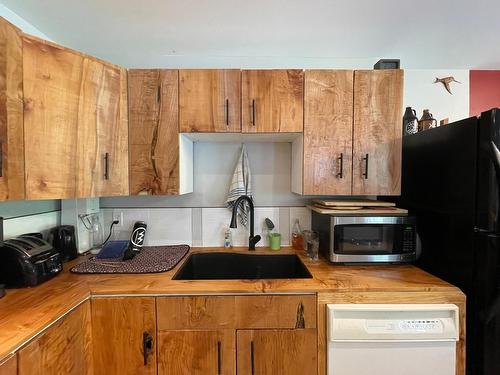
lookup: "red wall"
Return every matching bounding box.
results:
[470,70,500,117]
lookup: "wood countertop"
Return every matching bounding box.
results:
[0,246,464,362]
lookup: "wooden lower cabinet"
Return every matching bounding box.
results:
[237,329,317,375]
[0,354,17,375]
[91,297,156,375]
[158,330,235,375]
[17,301,92,375]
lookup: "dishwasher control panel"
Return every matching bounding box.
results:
[327,304,459,341]
[364,319,444,334]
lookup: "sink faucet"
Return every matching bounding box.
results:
[229,195,261,250]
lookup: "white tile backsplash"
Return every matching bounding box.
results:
[101,205,311,248]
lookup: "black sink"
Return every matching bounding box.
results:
[173,253,312,280]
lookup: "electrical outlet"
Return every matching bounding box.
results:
[112,211,123,227]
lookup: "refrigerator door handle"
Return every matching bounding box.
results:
[490,141,500,232]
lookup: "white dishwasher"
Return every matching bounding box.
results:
[327,304,459,375]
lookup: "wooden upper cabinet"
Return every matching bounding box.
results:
[128,69,183,195]
[23,36,82,199]
[236,329,317,375]
[23,35,129,199]
[18,301,92,375]
[76,61,129,198]
[0,18,24,201]
[352,70,404,195]
[242,70,303,133]
[303,70,354,195]
[179,69,241,132]
[92,297,157,375]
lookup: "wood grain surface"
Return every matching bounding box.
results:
[304,70,354,195]
[0,18,24,201]
[236,329,317,375]
[91,297,156,375]
[0,247,464,368]
[128,69,180,195]
[23,35,82,199]
[17,301,92,375]
[242,70,303,133]
[179,69,241,132]
[158,330,235,375]
[0,354,16,375]
[352,69,404,195]
[76,60,128,197]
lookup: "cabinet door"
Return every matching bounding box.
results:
[242,70,303,133]
[23,36,82,199]
[0,18,24,201]
[237,329,317,375]
[158,330,235,375]
[179,69,240,132]
[91,297,156,375]
[304,70,354,195]
[352,70,404,195]
[18,301,92,375]
[76,61,129,197]
[0,354,17,375]
[129,69,180,195]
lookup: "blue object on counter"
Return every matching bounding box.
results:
[95,240,129,259]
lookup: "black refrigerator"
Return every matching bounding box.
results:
[398,108,500,375]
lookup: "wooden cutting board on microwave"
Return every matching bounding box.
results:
[307,205,408,215]
[311,199,396,207]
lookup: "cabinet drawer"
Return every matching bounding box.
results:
[157,296,236,330]
[235,295,316,329]
[157,295,316,330]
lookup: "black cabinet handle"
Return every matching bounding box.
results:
[143,331,153,366]
[251,100,256,126]
[156,85,161,103]
[104,153,109,180]
[336,153,344,179]
[250,341,255,375]
[225,99,229,126]
[0,141,3,178]
[217,340,222,375]
[362,153,369,179]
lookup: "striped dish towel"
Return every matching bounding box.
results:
[226,144,253,227]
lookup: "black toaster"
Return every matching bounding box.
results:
[0,235,63,287]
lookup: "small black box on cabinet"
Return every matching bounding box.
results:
[374,59,400,69]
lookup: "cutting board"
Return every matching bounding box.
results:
[311,199,396,207]
[307,205,408,215]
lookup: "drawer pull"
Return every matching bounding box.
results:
[251,100,256,126]
[104,153,110,180]
[336,153,344,178]
[217,340,222,374]
[225,99,229,126]
[362,153,369,179]
[250,341,255,375]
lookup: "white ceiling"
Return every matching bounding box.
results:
[2,0,499,69]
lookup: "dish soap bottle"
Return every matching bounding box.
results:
[292,219,303,250]
[224,226,232,248]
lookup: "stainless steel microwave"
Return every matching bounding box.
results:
[312,212,420,263]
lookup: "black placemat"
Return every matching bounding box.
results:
[70,245,189,274]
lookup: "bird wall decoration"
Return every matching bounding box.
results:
[434,76,461,95]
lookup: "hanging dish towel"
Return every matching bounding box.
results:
[226,144,253,226]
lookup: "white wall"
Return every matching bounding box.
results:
[101,142,309,209]
[404,69,470,124]
[0,3,51,39]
